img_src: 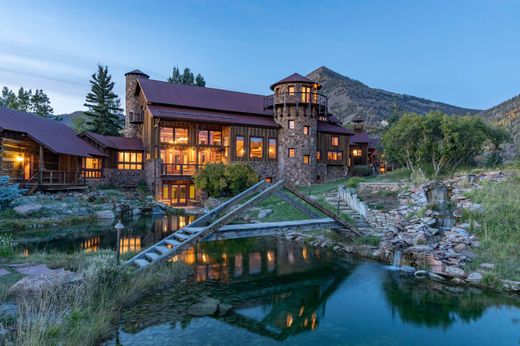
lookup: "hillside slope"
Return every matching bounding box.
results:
[306,66,480,129]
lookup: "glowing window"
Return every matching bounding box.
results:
[249,137,263,159]
[209,131,222,145]
[198,131,208,145]
[301,86,311,102]
[117,151,143,170]
[331,136,339,146]
[174,128,188,144]
[268,138,277,159]
[327,151,343,161]
[304,126,310,135]
[303,155,310,164]
[265,177,273,183]
[288,148,295,157]
[235,136,245,158]
[288,86,295,95]
[160,127,174,143]
[288,120,295,129]
[316,151,321,160]
[352,149,363,157]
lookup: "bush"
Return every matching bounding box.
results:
[0,176,25,209]
[0,234,15,258]
[224,162,258,195]
[350,166,373,177]
[346,177,366,188]
[193,163,227,197]
[194,163,259,197]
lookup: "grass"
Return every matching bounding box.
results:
[463,176,520,281]
[353,235,381,246]
[248,196,313,222]
[4,252,191,346]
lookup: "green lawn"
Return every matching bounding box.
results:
[463,176,520,282]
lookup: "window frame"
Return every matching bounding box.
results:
[249,136,264,159]
[288,120,295,129]
[235,135,245,158]
[331,136,340,147]
[316,150,321,161]
[268,137,277,160]
[303,125,310,135]
[117,151,143,170]
[288,148,295,158]
[303,155,310,164]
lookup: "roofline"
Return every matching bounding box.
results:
[146,102,270,117]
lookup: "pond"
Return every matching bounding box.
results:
[104,236,519,346]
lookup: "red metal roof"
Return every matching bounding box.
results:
[350,132,372,144]
[82,131,144,151]
[270,73,321,90]
[0,106,106,157]
[138,78,269,116]
[317,121,353,135]
[147,105,279,128]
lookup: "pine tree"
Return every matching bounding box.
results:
[195,73,206,87]
[16,87,32,112]
[167,66,182,84]
[180,68,194,85]
[84,64,123,135]
[0,87,17,109]
[30,89,54,117]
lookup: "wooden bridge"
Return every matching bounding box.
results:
[126,180,357,269]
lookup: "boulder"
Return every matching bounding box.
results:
[8,271,82,297]
[445,266,466,278]
[95,210,115,219]
[467,272,483,284]
[218,303,233,316]
[187,301,218,316]
[400,266,416,275]
[479,263,495,271]
[257,209,273,219]
[13,203,42,216]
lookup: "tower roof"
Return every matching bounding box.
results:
[270,73,321,90]
[125,69,150,78]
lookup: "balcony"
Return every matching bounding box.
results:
[264,91,328,116]
[162,163,199,177]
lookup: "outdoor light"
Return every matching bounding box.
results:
[114,220,125,264]
[16,155,24,162]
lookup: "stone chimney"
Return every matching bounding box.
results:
[124,69,149,138]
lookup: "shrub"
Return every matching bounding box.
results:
[0,234,15,258]
[193,163,227,197]
[224,162,258,195]
[350,166,372,177]
[346,177,366,188]
[0,176,25,209]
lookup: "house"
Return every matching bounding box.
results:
[124,70,353,206]
[0,106,106,191]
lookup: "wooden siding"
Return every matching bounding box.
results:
[317,133,349,166]
[229,126,279,162]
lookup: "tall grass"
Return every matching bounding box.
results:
[13,255,190,345]
[464,176,520,281]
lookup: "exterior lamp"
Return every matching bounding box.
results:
[16,155,24,162]
[114,220,125,265]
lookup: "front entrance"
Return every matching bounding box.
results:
[162,181,195,206]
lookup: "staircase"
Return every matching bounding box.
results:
[126,180,285,269]
[22,174,39,195]
[322,192,378,236]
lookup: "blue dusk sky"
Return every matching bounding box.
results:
[0,0,519,114]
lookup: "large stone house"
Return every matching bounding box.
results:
[124,70,354,206]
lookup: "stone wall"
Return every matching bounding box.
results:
[249,162,279,181]
[144,159,162,198]
[326,165,348,181]
[102,169,145,187]
[124,71,146,138]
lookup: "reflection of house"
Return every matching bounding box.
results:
[124,70,353,205]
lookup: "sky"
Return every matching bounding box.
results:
[0,0,519,114]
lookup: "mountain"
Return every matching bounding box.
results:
[58,111,88,133]
[480,94,520,160]
[306,66,481,130]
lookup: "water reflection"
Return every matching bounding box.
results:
[14,214,196,255]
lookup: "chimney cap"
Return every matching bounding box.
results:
[125,69,150,78]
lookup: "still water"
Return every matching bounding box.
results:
[109,237,519,346]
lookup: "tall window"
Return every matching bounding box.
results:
[235,136,245,158]
[288,148,295,157]
[118,151,143,170]
[301,86,311,102]
[352,149,362,157]
[316,151,321,161]
[249,137,263,159]
[198,131,209,145]
[288,86,295,96]
[82,157,102,178]
[268,138,277,159]
[303,126,310,135]
[198,130,222,145]
[288,120,295,129]
[303,155,310,164]
[174,128,188,144]
[331,136,339,146]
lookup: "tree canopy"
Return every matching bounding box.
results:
[382,111,509,176]
[84,64,123,135]
[0,86,56,119]
[167,66,206,87]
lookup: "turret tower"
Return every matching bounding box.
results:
[124,69,149,138]
[264,73,328,185]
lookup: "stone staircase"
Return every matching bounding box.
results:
[323,192,382,237]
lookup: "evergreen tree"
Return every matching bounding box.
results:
[0,87,17,109]
[180,68,194,85]
[167,66,182,84]
[84,64,123,135]
[195,73,206,87]
[16,87,32,112]
[30,89,54,117]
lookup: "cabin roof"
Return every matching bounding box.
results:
[317,121,353,135]
[82,131,144,151]
[350,132,372,144]
[0,106,106,157]
[138,78,269,116]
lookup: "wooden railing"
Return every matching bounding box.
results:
[41,170,86,185]
[82,169,103,179]
[161,164,199,176]
[264,91,328,116]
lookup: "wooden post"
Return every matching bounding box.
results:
[38,145,44,184]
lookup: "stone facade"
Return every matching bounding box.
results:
[326,165,348,181]
[249,162,279,181]
[144,159,162,197]
[273,82,318,185]
[124,70,147,138]
[102,169,145,187]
